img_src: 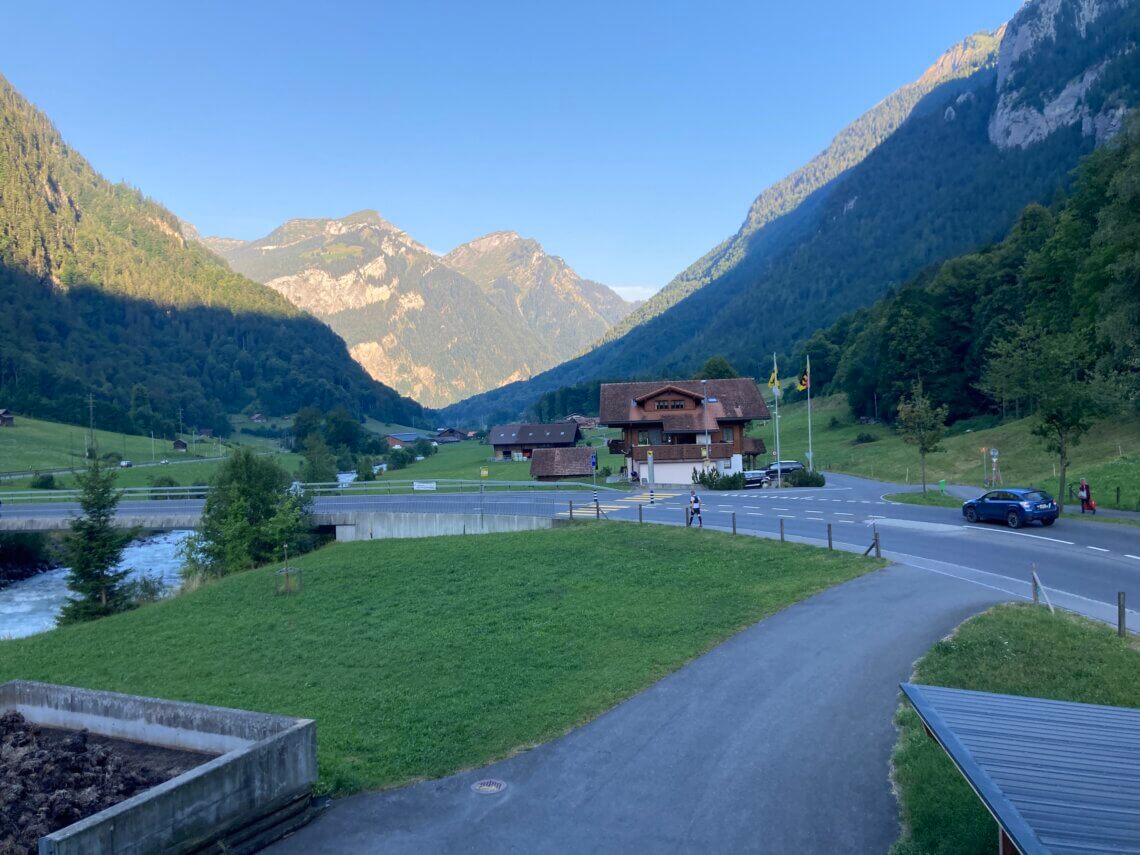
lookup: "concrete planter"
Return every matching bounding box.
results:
[1,681,316,855]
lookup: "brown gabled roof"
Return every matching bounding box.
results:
[489,422,582,447]
[599,378,770,426]
[632,384,705,405]
[529,446,595,478]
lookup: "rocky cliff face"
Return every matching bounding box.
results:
[203,214,633,407]
[989,0,1133,148]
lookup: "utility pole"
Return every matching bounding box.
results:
[771,353,782,489]
[87,393,96,456]
[151,431,155,462]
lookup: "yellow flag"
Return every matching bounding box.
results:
[767,369,778,389]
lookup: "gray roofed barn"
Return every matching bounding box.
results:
[490,422,582,459]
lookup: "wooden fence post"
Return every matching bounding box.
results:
[827,523,833,550]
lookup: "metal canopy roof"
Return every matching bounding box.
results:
[901,683,1140,855]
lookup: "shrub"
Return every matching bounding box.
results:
[828,416,843,429]
[600,466,613,478]
[29,473,56,490]
[786,469,826,487]
[854,432,878,444]
[692,468,745,490]
[149,475,179,499]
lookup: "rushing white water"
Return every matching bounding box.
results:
[0,530,192,640]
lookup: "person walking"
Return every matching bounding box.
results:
[689,489,702,528]
[1078,478,1093,513]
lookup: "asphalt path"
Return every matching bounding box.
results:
[268,564,1006,854]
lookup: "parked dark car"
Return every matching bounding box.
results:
[743,469,771,489]
[764,460,805,480]
[962,488,1058,529]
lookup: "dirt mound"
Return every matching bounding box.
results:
[0,710,169,854]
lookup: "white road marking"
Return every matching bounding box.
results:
[805,510,824,514]
[1127,555,1140,561]
[1087,546,1110,553]
[835,512,854,516]
[744,506,762,510]
[747,512,764,517]
[773,507,789,511]
[777,514,796,519]
[970,528,1075,545]
[838,520,856,524]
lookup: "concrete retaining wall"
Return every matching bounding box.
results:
[324,511,557,542]
[1,681,316,855]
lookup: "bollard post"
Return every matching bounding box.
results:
[685,507,690,527]
[874,528,881,559]
[1119,592,1127,638]
[639,504,643,524]
[779,518,785,542]
[1117,486,1121,506]
[569,500,573,521]
[827,523,833,551]
[732,512,736,535]
[595,500,600,520]
[650,487,655,505]
[1032,573,1039,605]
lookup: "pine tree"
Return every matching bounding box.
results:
[59,457,133,624]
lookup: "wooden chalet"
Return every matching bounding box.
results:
[529,447,595,481]
[599,378,769,484]
[0,409,13,427]
[489,422,582,460]
[172,438,188,451]
[435,427,467,443]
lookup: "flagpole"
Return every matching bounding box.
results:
[772,352,781,489]
[806,353,813,472]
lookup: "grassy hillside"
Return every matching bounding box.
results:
[0,525,879,794]
[0,416,220,474]
[752,394,1140,508]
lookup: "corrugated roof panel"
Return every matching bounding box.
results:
[901,683,1140,855]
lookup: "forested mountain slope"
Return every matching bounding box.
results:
[0,73,424,436]
[206,217,633,407]
[814,118,1140,424]
[442,0,1140,426]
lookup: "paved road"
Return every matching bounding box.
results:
[269,565,1005,854]
[4,473,1138,624]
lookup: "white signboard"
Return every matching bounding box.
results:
[413,481,437,491]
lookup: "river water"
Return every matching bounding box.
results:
[0,530,192,640]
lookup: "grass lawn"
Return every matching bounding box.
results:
[0,524,880,795]
[751,394,1140,510]
[0,453,304,492]
[0,416,218,474]
[890,604,1140,855]
[883,491,963,508]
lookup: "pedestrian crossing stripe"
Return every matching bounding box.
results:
[557,505,627,516]
[621,492,682,503]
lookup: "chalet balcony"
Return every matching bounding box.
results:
[628,443,735,463]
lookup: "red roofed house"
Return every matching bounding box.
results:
[599,378,769,484]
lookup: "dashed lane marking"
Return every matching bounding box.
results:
[747,512,764,516]
[1087,546,1110,553]
[835,512,854,516]
[970,528,1075,546]
[777,514,796,519]
[1127,555,1140,561]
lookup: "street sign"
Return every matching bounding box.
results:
[479,467,488,478]
[590,451,597,469]
[990,448,999,460]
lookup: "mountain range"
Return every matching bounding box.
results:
[197,215,635,408]
[0,73,424,436]
[441,0,1140,425]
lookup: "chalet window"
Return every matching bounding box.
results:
[638,430,650,445]
[722,427,734,442]
[654,399,686,410]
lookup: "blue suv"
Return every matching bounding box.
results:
[962,488,1059,529]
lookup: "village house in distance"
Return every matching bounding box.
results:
[600,379,769,484]
[489,422,582,460]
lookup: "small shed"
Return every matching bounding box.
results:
[198,428,214,439]
[436,428,467,442]
[0,408,13,427]
[901,682,1140,854]
[172,438,188,452]
[530,447,595,482]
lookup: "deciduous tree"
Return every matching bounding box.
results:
[896,381,948,495]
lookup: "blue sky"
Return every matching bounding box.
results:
[4,1,1020,300]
